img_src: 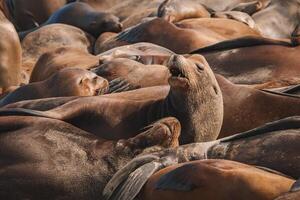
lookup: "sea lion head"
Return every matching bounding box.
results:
[48,68,109,97]
[167,54,223,143]
[89,13,123,37]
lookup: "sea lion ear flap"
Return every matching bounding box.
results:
[291,178,300,192]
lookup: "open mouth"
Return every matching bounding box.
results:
[169,65,187,79]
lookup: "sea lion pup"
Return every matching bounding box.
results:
[216,75,300,137]
[92,58,170,88]
[0,68,109,107]
[0,115,181,200]
[30,47,99,82]
[275,179,300,200]
[18,2,122,40]
[139,160,294,200]
[21,23,94,83]
[96,42,174,64]
[97,17,260,54]
[0,11,22,93]
[192,36,299,87]
[0,55,224,144]
[157,0,212,23]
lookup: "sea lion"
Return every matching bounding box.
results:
[0,54,224,144]
[97,17,260,54]
[30,47,99,82]
[157,0,212,23]
[21,23,95,83]
[252,0,300,40]
[140,160,294,200]
[96,42,174,64]
[19,2,122,40]
[92,58,170,88]
[0,10,22,93]
[0,68,109,107]
[0,115,181,200]
[216,75,300,137]
[275,179,300,200]
[192,37,300,87]
[106,116,300,199]
[3,0,72,31]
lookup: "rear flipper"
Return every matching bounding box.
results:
[104,117,181,200]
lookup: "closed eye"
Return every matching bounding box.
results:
[196,63,204,71]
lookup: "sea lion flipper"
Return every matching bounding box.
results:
[102,155,160,200]
[291,178,300,192]
[155,163,198,191]
[212,11,256,29]
[0,107,58,119]
[108,78,137,93]
[110,161,164,200]
[220,116,300,143]
[231,1,261,15]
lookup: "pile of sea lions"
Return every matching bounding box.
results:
[0,0,299,199]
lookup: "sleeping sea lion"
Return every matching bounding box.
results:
[19,2,122,40]
[21,23,94,83]
[0,68,108,107]
[140,160,294,200]
[0,54,224,144]
[97,17,260,54]
[0,115,180,200]
[0,10,22,93]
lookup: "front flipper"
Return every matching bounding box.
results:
[231,1,263,15]
[107,78,139,94]
[212,11,256,29]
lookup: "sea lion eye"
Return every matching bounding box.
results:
[196,63,204,71]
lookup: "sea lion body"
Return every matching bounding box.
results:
[0,55,223,144]
[0,115,180,199]
[141,160,294,200]
[0,11,22,93]
[30,47,99,82]
[98,18,260,54]
[197,39,300,87]
[0,68,109,107]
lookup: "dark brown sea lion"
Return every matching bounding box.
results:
[30,47,99,82]
[0,68,108,107]
[97,17,260,54]
[3,0,72,31]
[216,75,300,137]
[140,160,294,200]
[19,2,122,40]
[96,42,174,64]
[252,0,300,40]
[192,37,300,87]
[157,0,212,23]
[92,58,170,88]
[0,54,224,144]
[21,23,95,83]
[275,179,300,200]
[0,10,22,93]
[106,116,300,200]
[0,115,180,200]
